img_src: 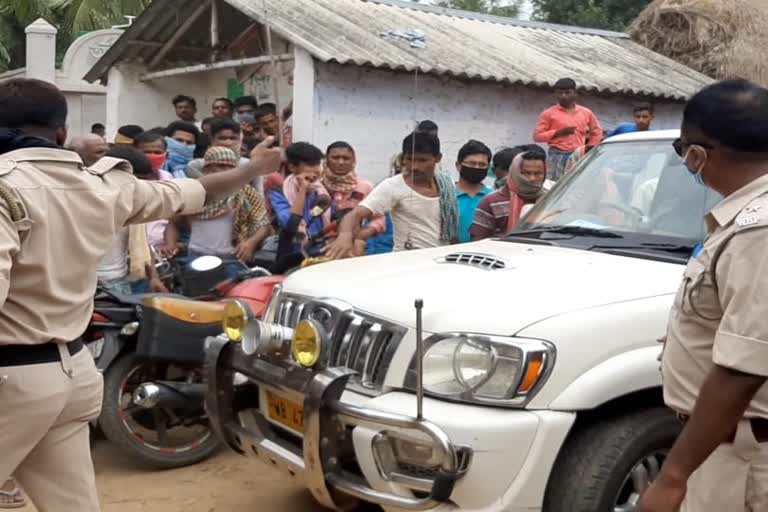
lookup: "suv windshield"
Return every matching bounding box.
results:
[511,139,722,260]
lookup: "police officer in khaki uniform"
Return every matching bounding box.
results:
[0,78,280,511]
[640,80,768,511]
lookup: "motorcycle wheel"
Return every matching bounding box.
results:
[98,352,220,469]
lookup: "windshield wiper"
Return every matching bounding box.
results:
[589,242,695,254]
[507,225,624,239]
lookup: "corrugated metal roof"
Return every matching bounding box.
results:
[85,0,712,100]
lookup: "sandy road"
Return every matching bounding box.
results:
[20,439,327,512]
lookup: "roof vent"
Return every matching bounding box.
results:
[436,252,507,270]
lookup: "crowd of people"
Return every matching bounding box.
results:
[6,70,768,512]
[41,76,662,301]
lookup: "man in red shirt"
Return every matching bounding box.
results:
[533,78,603,180]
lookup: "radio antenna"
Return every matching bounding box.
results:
[415,298,424,420]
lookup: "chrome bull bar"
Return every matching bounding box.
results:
[205,336,462,511]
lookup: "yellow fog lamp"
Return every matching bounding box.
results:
[223,300,251,342]
[291,319,323,367]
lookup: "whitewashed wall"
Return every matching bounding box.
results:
[64,92,105,137]
[105,64,237,139]
[312,62,685,184]
[105,63,293,141]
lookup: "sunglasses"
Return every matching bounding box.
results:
[672,138,715,157]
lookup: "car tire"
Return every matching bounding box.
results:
[543,407,681,512]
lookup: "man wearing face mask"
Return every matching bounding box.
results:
[640,80,768,512]
[234,96,258,130]
[164,121,200,178]
[454,140,493,243]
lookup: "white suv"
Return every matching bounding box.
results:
[205,129,722,511]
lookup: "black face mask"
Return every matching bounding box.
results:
[460,165,487,184]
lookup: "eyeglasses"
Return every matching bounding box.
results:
[672,138,715,157]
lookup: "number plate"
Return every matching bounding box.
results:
[266,390,304,432]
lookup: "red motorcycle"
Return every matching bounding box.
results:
[85,256,284,469]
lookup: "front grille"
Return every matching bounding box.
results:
[275,295,405,394]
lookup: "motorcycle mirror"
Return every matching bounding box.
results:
[189,255,223,272]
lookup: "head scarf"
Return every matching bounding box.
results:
[203,146,239,169]
[322,167,358,194]
[506,153,546,232]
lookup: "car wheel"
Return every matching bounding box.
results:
[543,407,681,512]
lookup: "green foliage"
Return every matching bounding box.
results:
[531,0,652,31]
[435,0,522,18]
[0,0,149,73]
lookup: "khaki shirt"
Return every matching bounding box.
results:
[662,174,768,417]
[0,148,205,345]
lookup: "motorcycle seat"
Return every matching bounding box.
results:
[141,296,230,325]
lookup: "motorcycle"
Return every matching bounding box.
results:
[85,255,284,469]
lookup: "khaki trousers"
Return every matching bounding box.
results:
[0,345,103,511]
[682,419,768,511]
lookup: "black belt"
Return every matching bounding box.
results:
[0,339,84,367]
[676,413,768,443]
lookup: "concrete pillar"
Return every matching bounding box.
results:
[292,46,315,143]
[25,18,58,84]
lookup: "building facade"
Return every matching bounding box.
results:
[86,0,712,182]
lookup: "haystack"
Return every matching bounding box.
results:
[629,0,768,86]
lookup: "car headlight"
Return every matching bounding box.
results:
[222,300,252,342]
[411,333,555,406]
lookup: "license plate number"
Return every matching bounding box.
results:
[266,390,304,432]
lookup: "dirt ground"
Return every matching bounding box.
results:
[20,439,327,512]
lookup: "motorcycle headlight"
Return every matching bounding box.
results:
[413,334,555,406]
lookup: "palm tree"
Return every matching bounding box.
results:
[0,0,149,72]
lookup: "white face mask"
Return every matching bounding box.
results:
[682,148,707,187]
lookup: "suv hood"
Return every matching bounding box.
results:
[283,240,683,334]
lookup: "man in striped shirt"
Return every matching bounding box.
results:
[470,148,550,240]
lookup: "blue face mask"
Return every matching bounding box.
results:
[235,112,256,124]
[682,148,707,187]
[165,136,194,159]
[164,136,195,178]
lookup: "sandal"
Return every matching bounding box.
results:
[0,480,26,509]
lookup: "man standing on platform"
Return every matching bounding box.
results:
[533,78,603,180]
